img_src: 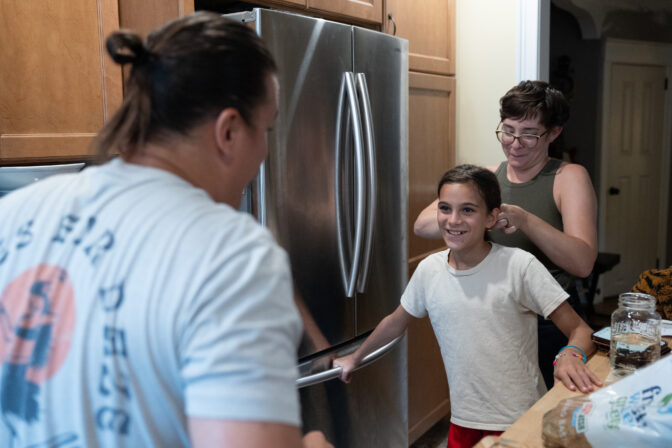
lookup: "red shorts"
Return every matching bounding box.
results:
[447,423,503,448]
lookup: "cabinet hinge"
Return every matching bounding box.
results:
[666,78,669,90]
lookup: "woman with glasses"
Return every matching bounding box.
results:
[413,80,598,390]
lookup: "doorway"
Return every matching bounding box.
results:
[598,40,672,299]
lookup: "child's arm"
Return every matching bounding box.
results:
[548,301,603,393]
[333,305,415,383]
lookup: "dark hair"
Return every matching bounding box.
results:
[437,164,501,212]
[499,80,569,129]
[93,11,277,160]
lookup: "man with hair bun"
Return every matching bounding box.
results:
[0,12,331,448]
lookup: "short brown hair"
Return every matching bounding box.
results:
[437,164,501,212]
[499,80,569,129]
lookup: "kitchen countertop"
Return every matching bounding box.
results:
[475,336,672,448]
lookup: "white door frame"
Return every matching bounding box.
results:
[598,39,672,272]
[516,0,550,82]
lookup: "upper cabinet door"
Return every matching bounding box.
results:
[262,0,307,6]
[385,0,455,75]
[308,0,383,25]
[408,72,456,262]
[119,0,194,38]
[0,0,122,164]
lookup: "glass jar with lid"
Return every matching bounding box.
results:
[610,292,662,377]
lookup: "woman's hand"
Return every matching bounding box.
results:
[332,354,358,384]
[491,203,527,234]
[553,351,602,393]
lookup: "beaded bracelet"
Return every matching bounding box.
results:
[558,344,587,363]
[552,351,583,366]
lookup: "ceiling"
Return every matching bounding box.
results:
[553,0,672,39]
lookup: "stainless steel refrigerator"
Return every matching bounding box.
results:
[229,8,408,447]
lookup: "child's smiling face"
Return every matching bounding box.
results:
[437,181,498,257]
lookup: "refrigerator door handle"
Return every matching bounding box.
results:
[355,73,376,293]
[335,71,366,298]
[256,163,267,226]
[295,334,404,388]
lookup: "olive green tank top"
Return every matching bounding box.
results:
[489,158,574,290]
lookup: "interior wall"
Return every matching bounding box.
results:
[455,0,517,166]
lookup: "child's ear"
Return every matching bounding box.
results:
[486,207,501,230]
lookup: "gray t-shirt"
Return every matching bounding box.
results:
[0,159,302,446]
[401,244,568,431]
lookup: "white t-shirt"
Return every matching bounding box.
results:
[0,159,302,447]
[401,243,568,431]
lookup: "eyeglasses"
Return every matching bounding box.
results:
[495,123,549,148]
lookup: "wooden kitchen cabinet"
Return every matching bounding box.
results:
[307,0,382,25]
[119,0,194,38]
[0,0,193,165]
[0,0,123,164]
[196,0,381,26]
[258,0,306,7]
[196,0,307,12]
[385,0,455,75]
[408,72,456,263]
[407,71,456,444]
[407,262,451,445]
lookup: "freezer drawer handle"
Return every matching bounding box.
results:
[335,71,366,298]
[296,335,403,388]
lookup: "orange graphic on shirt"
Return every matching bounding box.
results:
[0,264,75,385]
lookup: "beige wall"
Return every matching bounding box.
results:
[455,0,518,167]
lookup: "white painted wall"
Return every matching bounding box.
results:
[455,0,523,166]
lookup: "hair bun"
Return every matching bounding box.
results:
[106,31,152,66]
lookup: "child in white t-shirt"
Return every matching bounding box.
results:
[333,164,601,448]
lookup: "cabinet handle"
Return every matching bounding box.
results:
[387,13,397,36]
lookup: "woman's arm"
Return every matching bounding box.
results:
[497,163,598,278]
[333,305,416,383]
[548,301,602,393]
[412,198,441,239]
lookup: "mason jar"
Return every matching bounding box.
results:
[610,292,662,377]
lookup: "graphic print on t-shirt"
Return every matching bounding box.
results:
[0,264,75,433]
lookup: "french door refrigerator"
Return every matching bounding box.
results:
[229,8,408,447]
